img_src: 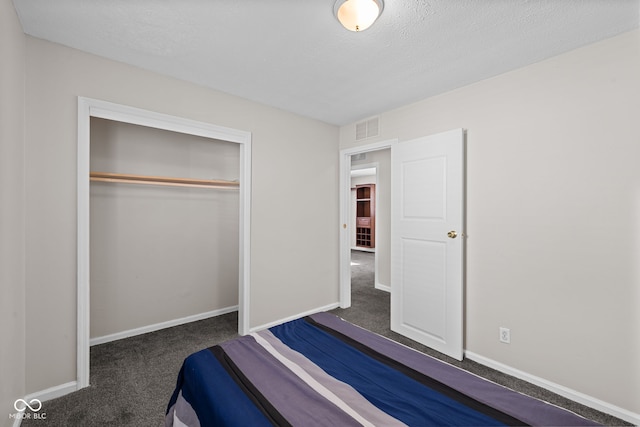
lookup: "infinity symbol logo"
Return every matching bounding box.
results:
[14,398,42,412]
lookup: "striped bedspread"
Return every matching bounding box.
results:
[166,312,598,427]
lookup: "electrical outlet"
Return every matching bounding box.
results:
[499,327,511,344]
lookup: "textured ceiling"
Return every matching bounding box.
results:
[12,0,640,125]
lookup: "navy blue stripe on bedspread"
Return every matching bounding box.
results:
[220,335,364,427]
[309,312,600,427]
[304,316,526,426]
[169,348,275,427]
[270,317,514,427]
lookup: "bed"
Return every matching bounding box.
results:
[166,312,598,426]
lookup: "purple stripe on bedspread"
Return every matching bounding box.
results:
[256,330,407,427]
[220,335,363,427]
[310,312,599,427]
[166,390,201,427]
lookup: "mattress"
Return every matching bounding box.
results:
[165,312,598,426]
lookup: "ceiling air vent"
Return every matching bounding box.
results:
[355,117,379,140]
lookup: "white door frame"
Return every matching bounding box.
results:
[339,139,396,308]
[76,97,252,390]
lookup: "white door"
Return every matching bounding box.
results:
[391,128,465,361]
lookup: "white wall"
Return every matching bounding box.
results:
[0,0,26,424]
[341,29,640,417]
[89,118,240,339]
[24,36,339,395]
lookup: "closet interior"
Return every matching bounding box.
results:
[89,117,240,344]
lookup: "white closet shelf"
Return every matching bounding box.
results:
[89,172,239,189]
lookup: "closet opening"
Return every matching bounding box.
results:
[77,97,251,390]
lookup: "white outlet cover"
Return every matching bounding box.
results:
[499,327,511,344]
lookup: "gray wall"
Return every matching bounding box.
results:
[340,30,640,415]
[89,118,240,339]
[23,36,339,395]
[0,0,26,424]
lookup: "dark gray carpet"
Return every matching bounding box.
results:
[23,250,630,426]
[22,313,239,426]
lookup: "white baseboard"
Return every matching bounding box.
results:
[14,308,239,425]
[351,246,375,253]
[465,351,640,426]
[10,380,79,426]
[249,302,340,333]
[90,306,238,346]
[375,282,390,292]
[25,381,78,403]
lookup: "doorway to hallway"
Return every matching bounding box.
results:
[348,249,390,329]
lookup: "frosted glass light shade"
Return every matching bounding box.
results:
[334,0,383,32]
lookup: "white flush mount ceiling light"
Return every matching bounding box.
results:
[334,0,384,32]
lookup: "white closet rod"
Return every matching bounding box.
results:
[89,172,239,189]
